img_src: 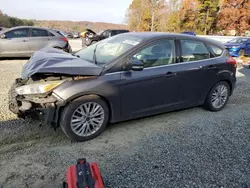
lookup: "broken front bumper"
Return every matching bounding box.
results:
[8,79,65,128]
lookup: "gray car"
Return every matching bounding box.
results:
[0,26,72,57]
[9,32,236,141]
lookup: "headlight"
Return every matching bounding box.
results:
[15,80,65,95]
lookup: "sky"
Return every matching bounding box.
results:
[0,0,133,24]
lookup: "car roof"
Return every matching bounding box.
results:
[4,26,56,32]
[120,32,225,48]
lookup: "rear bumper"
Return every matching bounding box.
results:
[8,79,65,128]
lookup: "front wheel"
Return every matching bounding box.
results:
[60,95,109,141]
[204,81,230,111]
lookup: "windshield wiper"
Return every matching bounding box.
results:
[93,44,98,64]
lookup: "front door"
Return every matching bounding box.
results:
[0,28,30,57]
[120,39,181,118]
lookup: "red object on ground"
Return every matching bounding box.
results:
[63,158,104,188]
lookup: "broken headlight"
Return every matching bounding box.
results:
[15,80,65,95]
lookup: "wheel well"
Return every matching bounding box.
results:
[69,94,112,121]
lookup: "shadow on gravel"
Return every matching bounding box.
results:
[0,118,64,146]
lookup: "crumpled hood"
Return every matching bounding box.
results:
[21,47,103,79]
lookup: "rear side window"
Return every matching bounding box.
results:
[31,29,49,37]
[180,40,210,62]
[209,45,223,57]
[5,29,29,38]
[48,31,55,36]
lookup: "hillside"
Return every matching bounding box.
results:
[34,20,128,33]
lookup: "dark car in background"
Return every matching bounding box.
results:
[9,32,236,141]
[84,29,129,46]
[224,37,250,57]
[0,26,71,57]
[181,31,196,36]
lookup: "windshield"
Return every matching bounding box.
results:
[228,38,248,43]
[75,35,143,65]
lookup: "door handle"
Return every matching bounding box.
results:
[207,65,217,70]
[165,72,177,78]
[48,38,53,40]
[22,40,28,42]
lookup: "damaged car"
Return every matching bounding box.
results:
[9,32,236,141]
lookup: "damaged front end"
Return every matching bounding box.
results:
[9,47,103,128]
[8,74,95,128]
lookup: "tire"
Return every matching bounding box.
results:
[204,81,230,112]
[60,95,109,141]
[239,49,245,56]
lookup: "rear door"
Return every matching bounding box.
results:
[176,39,222,105]
[0,28,30,57]
[29,28,51,53]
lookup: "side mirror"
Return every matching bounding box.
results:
[130,59,144,71]
[0,34,6,39]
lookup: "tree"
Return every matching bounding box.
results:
[217,0,250,35]
[180,0,199,32]
[126,0,169,31]
[196,0,220,34]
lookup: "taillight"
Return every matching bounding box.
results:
[227,56,237,68]
[60,37,68,42]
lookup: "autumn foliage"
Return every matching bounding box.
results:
[127,0,250,35]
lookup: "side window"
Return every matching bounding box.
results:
[132,40,175,68]
[5,29,29,38]
[209,45,223,57]
[48,31,55,36]
[32,29,49,37]
[180,40,210,62]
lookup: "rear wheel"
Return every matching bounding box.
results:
[239,49,245,56]
[204,81,230,111]
[60,95,109,141]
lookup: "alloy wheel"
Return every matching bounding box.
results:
[70,102,105,137]
[211,84,228,109]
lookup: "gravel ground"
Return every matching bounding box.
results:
[0,59,250,188]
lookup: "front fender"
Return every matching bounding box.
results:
[53,74,121,122]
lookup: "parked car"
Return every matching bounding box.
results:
[84,29,129,46]
[181,31,196,36]
[73,32,80,39]
[9,32,236,141]
[65,32,74,39]
[224,37,250,57]
[0,26,71,57]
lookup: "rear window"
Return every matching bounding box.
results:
[209,45,223,57]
